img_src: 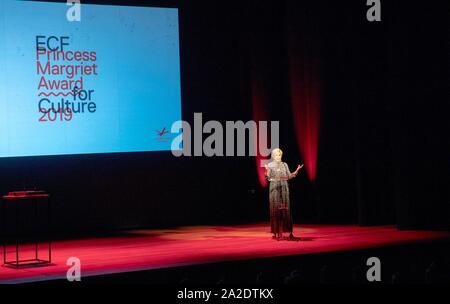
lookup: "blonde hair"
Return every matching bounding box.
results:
[271,148,283,159]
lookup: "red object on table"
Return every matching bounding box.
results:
[3,191,49,199]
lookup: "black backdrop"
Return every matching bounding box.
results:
[0,0,448,235]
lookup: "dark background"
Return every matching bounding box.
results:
[0,0,448,235]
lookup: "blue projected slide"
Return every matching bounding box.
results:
[0,0,181,157]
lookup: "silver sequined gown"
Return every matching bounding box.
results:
[265,161,293,234]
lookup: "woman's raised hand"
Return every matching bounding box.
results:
[292,164,304,177]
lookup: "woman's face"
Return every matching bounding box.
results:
[273,150,282,162]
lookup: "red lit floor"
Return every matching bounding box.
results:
[1,223,449,284]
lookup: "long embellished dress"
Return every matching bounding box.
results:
[266,161,293,235]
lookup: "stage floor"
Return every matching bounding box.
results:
[1,223,450,284]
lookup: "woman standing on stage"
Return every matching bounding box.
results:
[264,148,303,240]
